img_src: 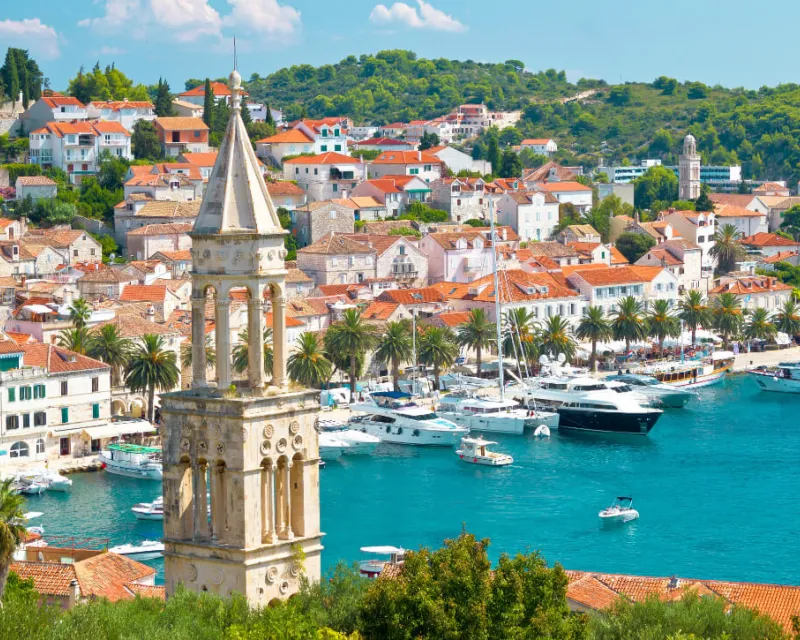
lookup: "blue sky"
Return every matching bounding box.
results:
[3,0,800,92]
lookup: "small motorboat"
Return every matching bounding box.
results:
[109,540,165,560]
[43,472,72,492]
[131,496,164,521]
[317,419,381,454]
[359,545,405,578]
[533,424,551,438]
[599,497,639,524]
[455,436,514,467]
[18,480,47,495]
[318,432,350,460]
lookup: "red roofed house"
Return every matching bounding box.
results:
[534,181,593,214]
[520,138,557,156]
[420,227,519,283]
[296,233,377,285]
[740,232,800,257]
[266,181,308,211]
[430,177,489,223]
[15,175,57,201]
[153,117,209,156]
[369,150,443,182]
[757,250,800,270]
[566,265,677,316]
[126,222,193,261]
[660,209,716,274]
[120,284,184,321]
[19,94,88,133]
[177,81,249,107]
[87,100,156,130]
[713,203,768,237]
[149,249,193,278]
[635,238,708,294]
[256,128,316,163]
[709,275,793,312]
[496,191,560,241]
[282,152,366,201]
[351,175,432,216]
[29,121,132,184]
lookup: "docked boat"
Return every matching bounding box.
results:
[350,392,468,447]
[358,545,405,578]
[131,496,164,521]
[639,351,734,389]
[318,432,350,460]
[98,444,163,480]
[316,419,381,454]
[455,436,513,466]
[606,374,694,408]
[748,362,800,393]
[437,393,559,435]
[519,377,662,436]
[109,540,165,560]
[17,479,47,495]
[599,497,639,524]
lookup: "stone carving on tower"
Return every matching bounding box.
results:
[679,134,701,200]
[159,69,323,606]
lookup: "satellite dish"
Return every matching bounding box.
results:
[539,354,550,365]
[557,353,566,363]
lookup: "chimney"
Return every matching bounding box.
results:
[68,579,80,609]
[417,151,421,161]
[146,305,156,322]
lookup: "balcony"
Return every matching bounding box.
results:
[393,267,418,278]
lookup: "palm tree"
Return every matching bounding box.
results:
[774,298,800,338]
[124,334,180,423]
[712,293,744,349]
[502,307,539,371]
[418,326,459,390]
[456,309,495,375]
[180,334,217,370]
[612,296,647,352]
[324,309,378,394]
[539,315,576,361]
[374,321,413,391]
[68,297,92,329]
[288,332,332,387]
[576,305,612,371]
[744,307,777,344]
[56,327,89,355]
[710,223,745,274]
[232,328,273,376]
[0,478,26,600]
[647,299,681,356]
[87,324,134,386]
[678,289,712,346]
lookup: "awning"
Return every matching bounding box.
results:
[82,422,157,440]
[23,305,57,314]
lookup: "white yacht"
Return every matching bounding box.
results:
[437,393,559,435]
[518,376,662,436]
[349,392,468,447]
[606,373,694,408]
[99,444,163,480]
[359,545,405,578]
[109,540,165,560]
[131,496,164,521]
[748,362,800,393]
[599,497,639,524]
[316,419,381,454]
[318,432,350,460]
[455,436,513,466]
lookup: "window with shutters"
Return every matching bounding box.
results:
[61,407,69,424]
[7,388,15,402]
[34,412,46,426]
[23,414,30,429]
[61,381,68,396]
[92,404,100,419]
[6,415,19,430]
[92,377,99,392]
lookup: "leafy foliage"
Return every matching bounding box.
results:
[288,332,332,387]
[68,63,149,103]
[1,48,43,107]
[398,202,448,223]
[417,326,458,390]
[615,232,655,263]
[373,321,413,391]
[124,334,179,422]
[131,120,162,161]
[576,305,613,370]
[456,309,495,375]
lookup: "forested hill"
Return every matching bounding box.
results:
[223,50,800,184]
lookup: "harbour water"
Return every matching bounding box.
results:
[26,375,800,585]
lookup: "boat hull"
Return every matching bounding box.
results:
[359,423,466,446]
[46,480,72,492]
[99,455,163,480]
[441,410,559,435]
[319,446,346,460]
[456,453,513,466]
[749,372,800,394]
[557,408,660,436]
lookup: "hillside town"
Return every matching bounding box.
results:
[3,39,800,638]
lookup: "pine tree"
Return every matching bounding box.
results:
[264,102,274,127]
[2,49,19,103]
[154,78,174,117]
[202,78,214,129]
[16,50,30,109]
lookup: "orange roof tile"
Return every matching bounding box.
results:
[154,117,209,131]
[127,223,193,236]
[151,249,192,261]
[377,287,446,304]
[537,181,592,193]
[433,311,471,327]
[361,301,400,321]
[75,552,156,602]
[42,96,84,108]
[21,344,109,373]
[567,265,656,285]
[120,284,168,302]
[609,246,629,265]
[266,181,306,196]
[714,203,765,218]
[372,150,442,165]
[709,276,794,295]
[283,152,360,165]
[761,250,798,264]
[317,284,355,296]
[10,562,77,597]
[90,121,131,136]
[179,152,218,166]
[741,232,800,247]
[521,138,554,145]
[178,81,247,98]
[126,583,166,600]
[90,100,153,111]
[264,312,304,328]
[257,129,314,144]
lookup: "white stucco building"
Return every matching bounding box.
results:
[496,191,560,241]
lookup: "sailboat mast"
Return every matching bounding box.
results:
[490,200,505,400]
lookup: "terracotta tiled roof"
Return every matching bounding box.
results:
[131,201,201,219]
[127,223,193,236]
[0,218,15,228]
[178,81,247,98]
[16,176,57,187]
[567,265,655,286]
[361,301,400,321]
[709,276,793,295]
[96,314,177,338]
[75,552,156,602]
[127,260,164,274]
[283,152,360,165]
[154,117,209,131]
[286,268,313,283]
[266,181,306,196]
[90,121,131,136]
[4,331,35,344]
[21,344,110,373]
[90,100,153,111]
[124,173,195,189]
[432,311,471,327]
[506,191,559,205]
[10,562,77,597]
[179,152,217,166]
[256,129,314,144]
[741,232,800,247]
[316,284,354,296]
[761,250,799,264]
[709,193,757,207]
[377,287,446,304]
[78,267,131,283]
[42,95,84,108]
[564,224,599,238]
[753,181,789,193]
[714,203,765,218]
[341,233,405,257]
[567,241,601,255]
[372,150,441,165]
[566,573,622,609]
[353,137,410,147]
[521,138,554,145]
[151,250,192,261]
[297,233,374,255]
[125,583,166,600]
[629,265,668,282]
[264,312,304,328]
[120,285,168,302]
[528,242,579,259]
[468,270,578,303]
[24,229,94,249]
[523,162,576,183]
[637,248,683,267]
[536,181,591,193]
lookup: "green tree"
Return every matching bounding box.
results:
[131,120,161,160]
[576,305,613,371]
[744,307,777,343]
[652,75,678,95]
[456,309,495,375]
[180,334,216,371]
[232,328,273,376]
[779,204,800,239]
[57,327,90,355]
[87,324,134,386]
[124,334,180,423]
[712,292,744,348]
[0,479,26,600]
[694,183,713,212]
[687,81,708,99]
[584,195,634,242]
[418,326,458,390]
[633,165,679,211]
[485,131,501,175]
[709,223,745,273]
[374,321,413,391]
[97,151,130,190]
[613,295,648,352]
[647,298,680,356]
[498,147,522,178]
[324,309,378,394]
[1,50,19,105]
[418,132,440,151]
[539,315,576,360]
[649,128,674,157]
[502,307,539,370]
[202,78,214,129]
[615,232,655,263]
[775,298,800,336]
[678,289,712,345]
[154,77,174,117]
[69,297,92,329]
[288,332,332,387]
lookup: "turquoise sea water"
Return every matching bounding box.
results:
[26,375,800,585]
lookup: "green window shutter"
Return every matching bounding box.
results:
[8,388,14,402]
[61,407,69,423]
[92,404,100,419]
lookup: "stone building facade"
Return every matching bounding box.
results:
[291,202,355,248]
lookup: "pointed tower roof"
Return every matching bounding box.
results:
[192,70,283,235]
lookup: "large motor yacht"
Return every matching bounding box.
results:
[437,393,558,435]
[517,376,663,436]
[747,362,800,394]
[349,391,468,446]
[606,373,694,408]
[98,444,163,480]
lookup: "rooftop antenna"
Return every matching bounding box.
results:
[233,36,238,71]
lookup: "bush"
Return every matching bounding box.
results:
[615,232,656,263]
[399,202,448,223]
[388,227,421,238]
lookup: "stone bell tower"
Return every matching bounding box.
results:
[160,69,322,605]
[679,134,701,200]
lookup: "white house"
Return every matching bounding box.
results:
[18,95,88,133]
[713,203,768,237]
[428,145,492,175]
[535,181,593,213]
[87,100,155,131]
[282,152,367,201]
[15,176,57,202]
[520,138,558,156]
[29,121,132,184]
[709,275,793,313]
[496,191,560,241]
[740,232,800,258]
[660,209,716,275]
[350,175,431,216]
[369,150,443,182]
[635,238,707,294]
[177,81,249,106]
[419,227,519,283]
[566,265,677,317]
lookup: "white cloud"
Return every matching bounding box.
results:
[0,18,61,58]
[78,0,140,29]
[98,46,126,55]
[149,0,222,41]
[369,0,465,32]
[224,0,301,36]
